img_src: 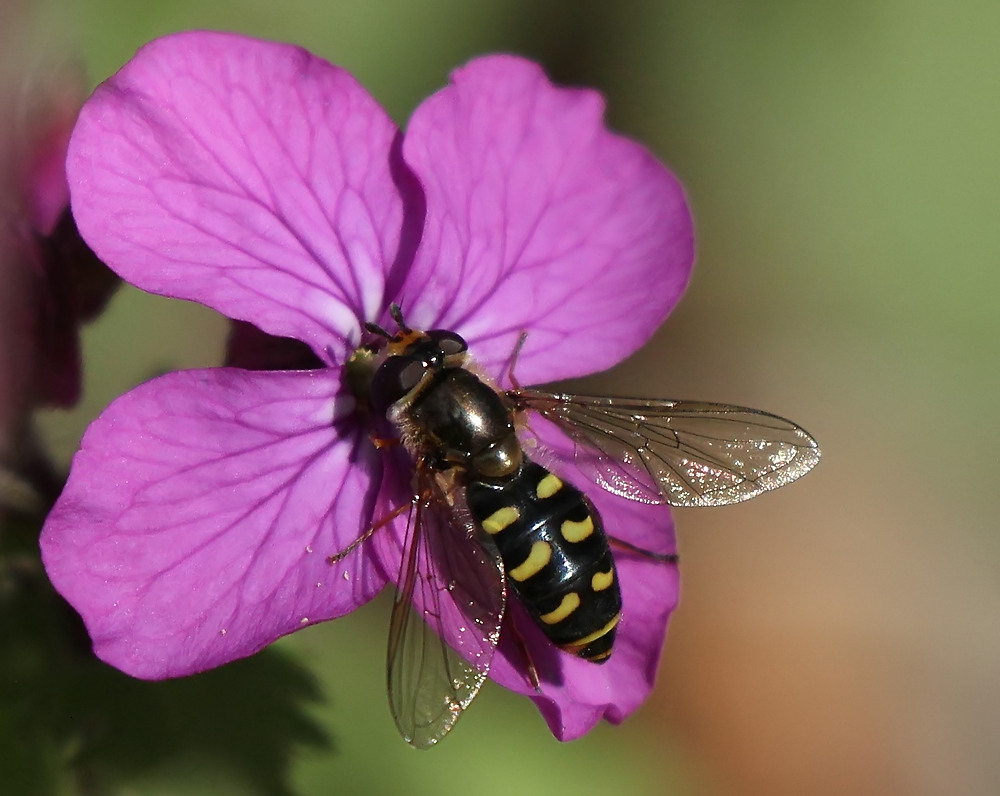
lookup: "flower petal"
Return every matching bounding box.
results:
[67,31,406,359]
[40,368,387,678]
[398,54,694,384]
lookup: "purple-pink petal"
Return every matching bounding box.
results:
[21,100,74,237]
[1,66,105,414]
[397,54,694,385]
[40,368,387,678]
[67,31,406,361]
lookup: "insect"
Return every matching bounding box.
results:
[339,304,820,747]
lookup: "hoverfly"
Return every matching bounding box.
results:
[338,304,820,747]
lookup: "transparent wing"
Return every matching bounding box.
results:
[387,466,505,748]
[511,389,821,508]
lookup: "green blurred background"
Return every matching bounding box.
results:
[15,0,1000,793]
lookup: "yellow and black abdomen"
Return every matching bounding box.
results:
[465,461,621,662]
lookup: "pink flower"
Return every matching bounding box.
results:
[40,32,694,741]
[0,72,80,439]
[0,39,116,504]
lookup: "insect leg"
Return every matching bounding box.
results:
[327,499,414,564]
[608,535,679,564]
[504,615,542,692]
[503,330,529,390]
[368,432,399,450]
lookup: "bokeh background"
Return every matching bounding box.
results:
[6,0,998,793]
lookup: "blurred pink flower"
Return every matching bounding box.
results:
[0,34,115,506]
[13,103,116,411]
[40,32,693,740]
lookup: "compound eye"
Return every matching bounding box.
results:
[427,329,468,357]
[370,355,426,412]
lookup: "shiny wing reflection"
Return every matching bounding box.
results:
[387,471,505,748]
[512,390,821,508]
